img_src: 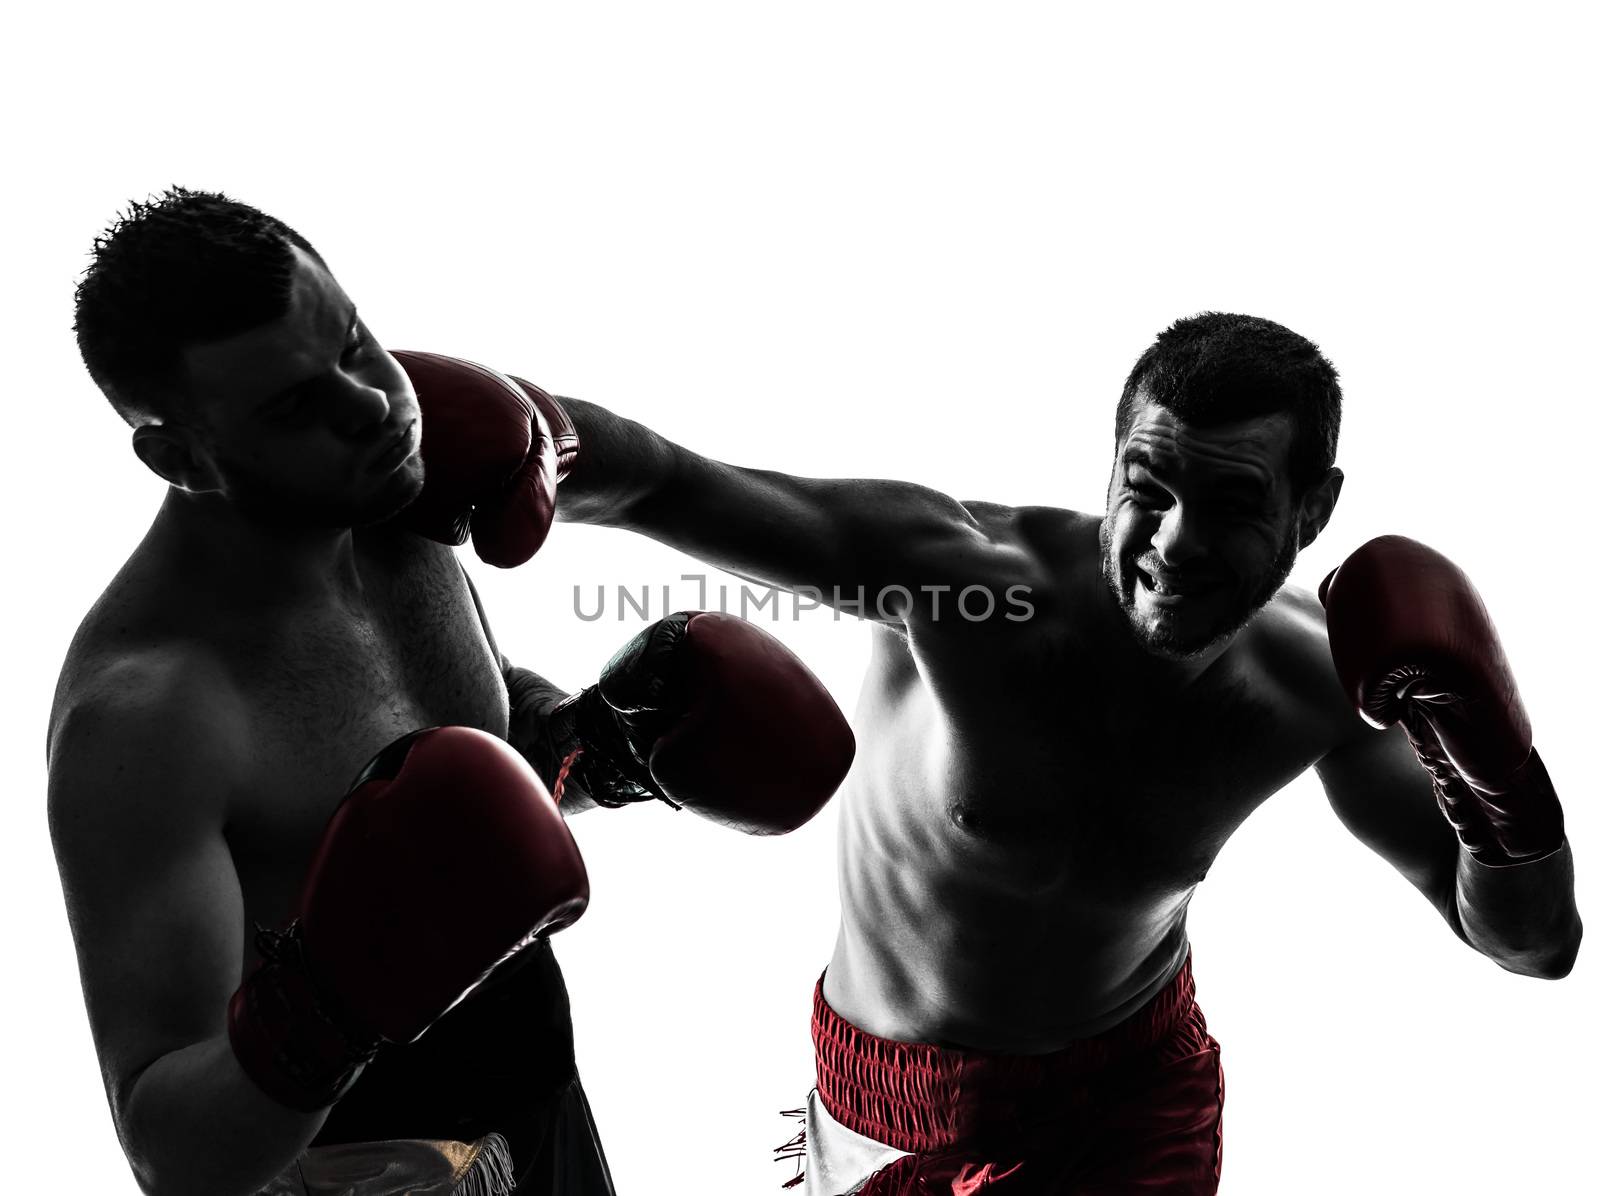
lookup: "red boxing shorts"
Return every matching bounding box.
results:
[806,954,1223,1194]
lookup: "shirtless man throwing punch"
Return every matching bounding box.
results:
[417,312,1581,1193]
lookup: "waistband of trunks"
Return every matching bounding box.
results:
[812,953,1198,1153]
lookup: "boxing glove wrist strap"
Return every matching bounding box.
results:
[1409,728,1567,868]
[1463,745,1566,868]
[547,688,673,809]
[227,921,381,1111]
[509,377,579,481]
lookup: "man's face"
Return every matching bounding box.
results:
[1100,397,1303,661]
[177,246,423,529]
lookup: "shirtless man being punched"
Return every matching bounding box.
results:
[410,313,1581,1192]
[47,189,853,1196]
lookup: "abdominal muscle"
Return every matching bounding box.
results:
[823,838,1195,1053]
[820,710,1199,1054]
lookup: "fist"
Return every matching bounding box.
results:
[556,612,856,835]
[297,727,589,1042]
[228,726,589,1108]
[392,350,577,568]
[1320,536,1564,865]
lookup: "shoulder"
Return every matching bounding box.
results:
[1246,582,1367,750]
[1266,581,1324,630]
[1247,582,1330,682]
[903,503,1095,631]
[956,502,1099,572]
[50,644,251,765]
[48,645,252,845]
[47,529,235,735]
[960,501,1096,540]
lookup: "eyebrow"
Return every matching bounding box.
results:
[1123,448,1172,480]
[253,305,361,414]
[1123,448,1269,499]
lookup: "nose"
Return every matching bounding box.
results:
[1148,503,1208,569]
[331,370,394,437]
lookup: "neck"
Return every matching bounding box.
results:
[150,487,366,610]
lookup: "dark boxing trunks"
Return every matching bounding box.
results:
[312,940,614,1195]
[811,954,1224,1194]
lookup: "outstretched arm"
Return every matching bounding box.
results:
[392,352,1040,621]
[555,396,1041,622]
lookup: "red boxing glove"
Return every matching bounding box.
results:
[1319,535,1565,866]
[228,727,589,1110]
[392,350,578,568]
[552,612,856,835]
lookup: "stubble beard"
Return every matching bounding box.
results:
[1097,518,1300,662]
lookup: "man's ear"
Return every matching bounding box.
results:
[1296,466,1344,550]
[131,423,222,494]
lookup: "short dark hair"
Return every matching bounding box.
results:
[1114,312,1342,499]
[73,187,323,425]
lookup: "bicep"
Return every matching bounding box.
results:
[1314,724,1460,910]
[48,696,247,1121]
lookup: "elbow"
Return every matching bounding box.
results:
[126,1154,267,1196]
[118,1080,270,1196]
[124,1154,160,1196]
[1490,916,1582,981]
[1446,861,1584,980]
[118,1133,190,1196]
[121,1141,198,1196]
[114,1079,165,1196]
[1527,917,1582,980]
[133,1166,222,1196]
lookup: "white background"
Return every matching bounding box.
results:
[5,2,1596,1192]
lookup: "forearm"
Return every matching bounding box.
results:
[552,394,1005,615]
[553,400,827,594]
[121,1034,326,1196]
[1450,841,1582,978]
[555,397,681,529]
[503,665,601,814]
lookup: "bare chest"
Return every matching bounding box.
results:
[855,625,1330,898]
[226,544,510,928]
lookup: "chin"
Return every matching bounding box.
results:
[351,481,425,529]
[1128,614,1226,662]
[356,465,425,528]
[1121,580,1256,662]
[227,477,419,533]
[1147,627,1239,663]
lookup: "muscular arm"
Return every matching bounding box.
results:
[555,397,1041,622]
[502,664,603,815]
[47,660,325,1196]
[458,564,600,814]
[1316,726,1581,979]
